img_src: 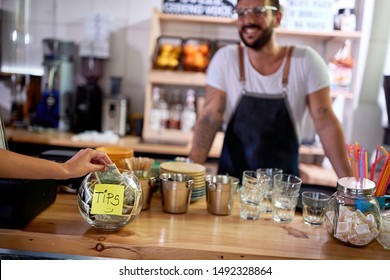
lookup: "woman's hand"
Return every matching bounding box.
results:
[62,148,112,179]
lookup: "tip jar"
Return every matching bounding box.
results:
[325,177,382,247]
[77,166,143,231]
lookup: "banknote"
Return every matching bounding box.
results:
[95,163,122,184]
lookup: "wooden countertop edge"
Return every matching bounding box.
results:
[0,234,296,260]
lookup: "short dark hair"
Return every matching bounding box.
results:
[236,0,280,11]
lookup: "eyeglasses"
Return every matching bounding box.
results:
[233,6,278,18]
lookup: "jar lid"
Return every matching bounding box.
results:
[337,177,376,196]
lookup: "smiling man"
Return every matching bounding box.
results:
[189,0,352,179]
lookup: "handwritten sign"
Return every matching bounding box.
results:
[91,184,124,216]
[283,0,334,31]
[162,0,237,18]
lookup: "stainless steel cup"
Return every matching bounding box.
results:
[132,170,157,211]
[206,175,239,215]
[160,173,194,214]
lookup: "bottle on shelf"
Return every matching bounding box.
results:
[167,89,183,130]
[339,8,356,32]
[149,86,169,131]
[149,86,162,131]
[159,88,169,130]
[328,39,354,91]
[181,88,197,132]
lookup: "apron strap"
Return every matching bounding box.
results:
[282,46,295,89]
[238,45,295,93]
[238,44,246,93]
[238,44,245,82]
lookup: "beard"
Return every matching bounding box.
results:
[239,22,274,50]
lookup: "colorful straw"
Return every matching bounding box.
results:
[347,142,389,196]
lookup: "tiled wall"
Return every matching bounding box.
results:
[2,0,162,116]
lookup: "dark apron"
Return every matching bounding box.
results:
[218,46,299,179]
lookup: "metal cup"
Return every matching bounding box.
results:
[160,173,194,214]
[132,170,157,211]
[206,175,239,215]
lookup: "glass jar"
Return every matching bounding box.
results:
[77,168,143,231]
[325,177,382,247]
[377,209,390,249]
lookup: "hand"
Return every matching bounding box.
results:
[63,148,112,179]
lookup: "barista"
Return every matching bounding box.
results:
[189,0,352,179]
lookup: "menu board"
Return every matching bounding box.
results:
[283,0,334,31]
[162,0,237,18]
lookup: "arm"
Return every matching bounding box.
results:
[0,148,112,180]
[189,85,226,164]
[307,87,353,178]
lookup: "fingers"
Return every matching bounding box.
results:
[91,162,109,172]
[79,148,112,164]
[93,150,112,164]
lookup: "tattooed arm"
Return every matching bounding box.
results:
[307,87,353,178]
[189,85,226,164]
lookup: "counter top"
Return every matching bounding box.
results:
[5,127,325,159]
[0,192,389,260]
[5,127,223,158]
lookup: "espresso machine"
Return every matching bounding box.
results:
[33,39,76,131]
[72,56,106,132]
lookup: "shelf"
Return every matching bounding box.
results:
[158,11,237,25]
[330,90,354,99]
[157,10,361,40]
[142,128,193,146]
[148,69,206,86]
[149,69,354,99]
[276,28,361,40]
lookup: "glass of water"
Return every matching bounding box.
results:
[240,170,270,220]
[272,191,300,223]
[256,168,283,213]
[301,191,330,225]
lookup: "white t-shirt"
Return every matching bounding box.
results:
[206,45,330,141]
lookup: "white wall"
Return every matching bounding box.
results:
[350,0,390,156]
[1,0,162,116]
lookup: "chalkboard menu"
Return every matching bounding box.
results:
[162,0,237,18]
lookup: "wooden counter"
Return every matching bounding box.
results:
[5,127,325,159]
[4,127,223,158]
[0,191,389,260]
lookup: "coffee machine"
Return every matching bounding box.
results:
[72,56,106,132]
[33,39,76,131]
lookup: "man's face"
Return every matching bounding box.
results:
[235,0,277,50]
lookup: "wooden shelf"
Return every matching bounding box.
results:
[148,69,206,86]
[159,11,237,25]
[276,28,361,40]
[157,10,361,40]
[149,69,354,99]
